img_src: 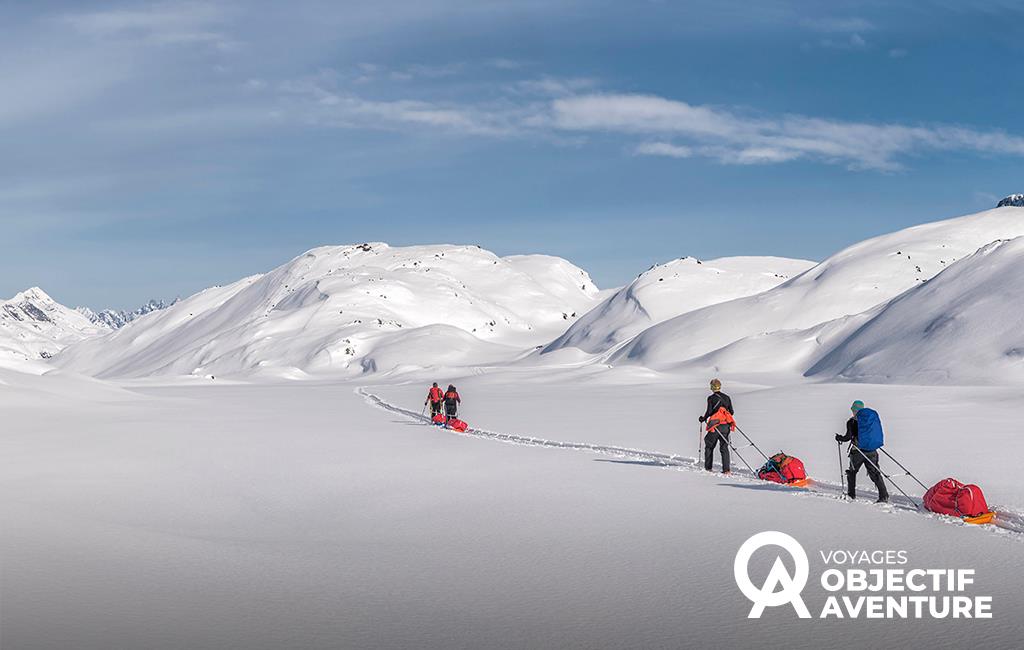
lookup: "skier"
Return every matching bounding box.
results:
[443,384,461,422]
[698,378,734,474]
[424,382,444,417]
[835,400,889,503]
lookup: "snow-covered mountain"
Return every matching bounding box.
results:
[543,256,814,355]
[55,243,601,379]
[40,199,1024,384]
[807,236,1024,384]
[609,206,1024,373]
[1,287,108,371]
[78,299,177,330]
[997,193,1024,208]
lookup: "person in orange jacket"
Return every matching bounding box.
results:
[698,378,734,473]
[424,382,444,417]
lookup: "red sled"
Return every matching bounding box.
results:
[447,418,469,432]
[431,414,446,425]
[757,452,810,488]
[923,478,995,524]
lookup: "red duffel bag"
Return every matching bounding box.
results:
[447,419,469,432]
[757,452,808,486]
[432,414,446,425]
[923,478,991,519]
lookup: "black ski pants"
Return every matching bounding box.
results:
[847,448,889,499]
[704,425,731,472]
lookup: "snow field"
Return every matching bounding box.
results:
[6,375,1023,648]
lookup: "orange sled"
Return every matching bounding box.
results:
[963,512,996,525]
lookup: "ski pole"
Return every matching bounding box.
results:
[878,448,930,491]
[849,444,921,509]
[837,441,845,493]
[733,425,775,463]
[733,424,788,484]
[697,421,703,462]
[711,426,758,477]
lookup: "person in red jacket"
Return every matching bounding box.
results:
[424,382,444,417]
[443,385,461,422]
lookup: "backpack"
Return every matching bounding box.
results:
[705,406,736,432]
[855,408,884,451]
[923,478,990,519]
[758,452,807,485]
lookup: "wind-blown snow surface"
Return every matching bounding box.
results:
[611,206,1024,374]
[808,237,1024,384]
[3,371,1022,649]
[543,256,814,355]
[55,244,600,379]
[0,287,107,371]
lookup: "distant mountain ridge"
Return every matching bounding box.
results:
[77,299,178,330]
[17,198,1024,385]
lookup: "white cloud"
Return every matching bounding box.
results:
[698,145,802,165]
[247,81,1024,170]
[61,1,233,48]
[804,33,870,51]
[633,142,693,158]
[800,17,875,33]
[277,76,532,136]
[348,61,483,84]
[264,85,1024,171]
[551,93,1024,171]
[18,0,1023,179]
[799,16,873,52]
[551,94,756,139]
[511,76,599,97]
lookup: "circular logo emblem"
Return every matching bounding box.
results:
[734,531,811,618]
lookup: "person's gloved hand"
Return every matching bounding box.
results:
[698,415,706,423]
[834,434,844,442]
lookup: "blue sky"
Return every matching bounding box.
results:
[3,0,1023,309]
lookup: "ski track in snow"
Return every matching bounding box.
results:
[359,388,1024,540]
